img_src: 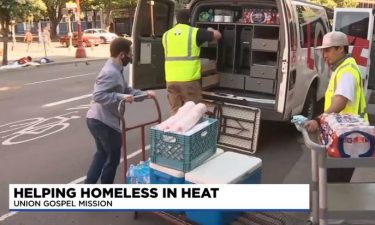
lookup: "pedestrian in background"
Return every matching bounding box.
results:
[24,30,33,52]
[162,9,222,115]
[85,38,155,184]
[304,31,368,183]
[42,27,51,49]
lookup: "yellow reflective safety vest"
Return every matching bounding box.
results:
[324,57,368,121]
[162,24,201,82]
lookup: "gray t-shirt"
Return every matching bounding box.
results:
[87,58,146,132]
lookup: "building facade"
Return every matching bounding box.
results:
[357,0,375,8]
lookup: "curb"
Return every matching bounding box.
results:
[0,58,106,73]
[41,57,106,67]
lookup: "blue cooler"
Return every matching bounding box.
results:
[150,162,185,184]
[185,151,262,225]
[150,162,185,214]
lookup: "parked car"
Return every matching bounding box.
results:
[59,33,100,47]
[83,29,118,43]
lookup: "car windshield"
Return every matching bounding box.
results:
[97,29,107,33]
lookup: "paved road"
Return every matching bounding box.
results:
[0,61,309,225]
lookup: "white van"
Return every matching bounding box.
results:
[333,8,375,93]
[129,0,331,153]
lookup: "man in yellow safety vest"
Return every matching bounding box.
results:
[304,31,368,182]
[162,9,222,115]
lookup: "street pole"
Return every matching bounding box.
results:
[10,20,16,51]
[42,30,47,58]
[75,0,86,58]
[67,14,73,51]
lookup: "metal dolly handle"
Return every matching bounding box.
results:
[118,95,161,184]
[295,123,326,152]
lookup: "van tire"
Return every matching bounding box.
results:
[302,87,317,119]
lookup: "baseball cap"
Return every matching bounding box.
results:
[315,31,349,49]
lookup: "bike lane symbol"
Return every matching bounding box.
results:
[0,112,81,146]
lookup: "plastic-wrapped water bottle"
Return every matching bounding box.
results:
[139,166,150,184]
[129,160,151,184]
[127,164,136,184]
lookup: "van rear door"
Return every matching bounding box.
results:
[129,0,175,90]
[333,8,374,92]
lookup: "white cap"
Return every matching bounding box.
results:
[316,31,349,49]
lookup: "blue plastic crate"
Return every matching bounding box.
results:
[150,118,218,172]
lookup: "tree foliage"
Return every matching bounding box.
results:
[309,0,358,8]
[309,0,337,8]
[41,0,68,38]
[0,0,45,23]
[0,0,46,65]
[335,0,358,8]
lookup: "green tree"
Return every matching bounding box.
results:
[309,0,337,8]
[81,0,102,11]
[41,0,68,38]
[0,0,46,65]
[310,0,358,8]
[336,0,358,8]
[102,0,137,25]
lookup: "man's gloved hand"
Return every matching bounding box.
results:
[291,115,308,125]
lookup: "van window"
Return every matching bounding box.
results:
[335,12,369,39]
[296,5,327,48]
[140,1,171,37]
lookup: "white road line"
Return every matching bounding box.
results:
[24,73,96,86]
[0,145,150,222]
[42,94,92,107]
[0,212,17,222]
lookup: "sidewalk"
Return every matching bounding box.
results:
[0,41,108,66]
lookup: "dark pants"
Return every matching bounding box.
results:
[327,168,354,183]
[85,118,122,184]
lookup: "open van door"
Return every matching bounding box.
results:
[129,0,175,90]
[333,8,374,92]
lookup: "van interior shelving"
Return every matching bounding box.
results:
[193,3,280,101]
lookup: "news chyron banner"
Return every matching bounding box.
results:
[10,184,309,211]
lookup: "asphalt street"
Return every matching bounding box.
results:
[0,61,308,225]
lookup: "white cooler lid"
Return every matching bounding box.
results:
[205,148,224,162]
[150,162,185,178]
[185,151,262,184]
